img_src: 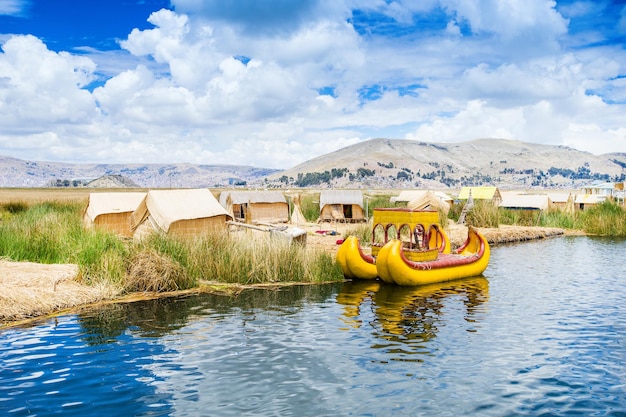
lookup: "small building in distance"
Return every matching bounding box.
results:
[319,190,365,222]
[219,190,289,224]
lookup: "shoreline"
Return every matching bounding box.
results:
[1,223,574,328]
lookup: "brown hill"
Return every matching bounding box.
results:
[267,138,626,189]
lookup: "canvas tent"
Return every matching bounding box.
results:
[130,189,232,240]
[83,192,146,237]
[319,190,365,222]
[219,190,288,223]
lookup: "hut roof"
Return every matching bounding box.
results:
[574,194,606,204]
[131,189,231,233]
[458,186,502,200]
[406,191,450,215]
[85,192,146,222]
[219,190,286,206]
[499,192,551,210]
[319,190,363,208]
[547,193,573,204]
[390,190,452,204]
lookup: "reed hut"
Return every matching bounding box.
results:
[130,189,232,240]
[457,186,502,205]
[574,193,606,211]
[391,190,453,206]
[547,192,575,214]
[319,190,365,222]
[219,190,288,223]
[405,191,452,216]
[83,192,146,237]
[499,192,552,211]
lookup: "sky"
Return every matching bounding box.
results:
[1,0,626,169]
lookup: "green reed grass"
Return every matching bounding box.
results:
[539,209,576,229]
[300,193,321,222]
[187,232,342,285]
[0,201,343,294]
[575,201,626,236]
[464,200,501,228]
[342,223,373,245]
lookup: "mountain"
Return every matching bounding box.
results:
[2,138,626,189]
[0,156,279,188]
[266,138,626,189]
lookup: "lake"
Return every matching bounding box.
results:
[1,236,625,416]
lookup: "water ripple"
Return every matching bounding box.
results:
[1,237,626,416]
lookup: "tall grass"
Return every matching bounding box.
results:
[464,200,501,228]
[342,223,373,245]
[539,209,576,229]
[0,201,344,294]
[186,232,341,285]
[575,201,626,236]
[300,193,321,222]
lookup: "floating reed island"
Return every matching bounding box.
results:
[2,188,626,326]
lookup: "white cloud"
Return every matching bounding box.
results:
[0,35,97,128]
[1,0,626,168]
[0,0,27,16]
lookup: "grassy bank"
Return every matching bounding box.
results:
[0,201,343,294]
[449,199,626,236]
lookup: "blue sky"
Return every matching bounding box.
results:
[1,0,625,168]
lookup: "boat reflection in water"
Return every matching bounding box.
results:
[336,277,489,361]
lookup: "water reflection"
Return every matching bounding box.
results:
[78,284,339,342]
[337,278,489,360]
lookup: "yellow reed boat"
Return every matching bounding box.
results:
[375,226,490,286]
[336,208,451,281]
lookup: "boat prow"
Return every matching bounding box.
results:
[336,236,378,280]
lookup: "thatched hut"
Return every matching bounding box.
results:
[404,191,452,215]
[319,190,365,222]
[83,192,146,237]
[130,189,232,240]
[499,192,553,211]
[391,190,453,206]
[457,186,502,205]
[219,190,288,223]
[574,193,606,211]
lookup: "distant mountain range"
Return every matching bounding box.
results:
[0,156,279,188]
[2,138,626,189]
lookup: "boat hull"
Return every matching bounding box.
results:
[336,236,378,280]
[376,227,490,286]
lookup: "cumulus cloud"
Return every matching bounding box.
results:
[0,0,626,167]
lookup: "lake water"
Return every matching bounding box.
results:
[1,236,626,416]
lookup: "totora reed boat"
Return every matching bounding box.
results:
[375,226,490,286]
[336,208,490,286]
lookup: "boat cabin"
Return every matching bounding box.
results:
[371,208,447,261]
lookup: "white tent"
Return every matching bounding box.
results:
[83,192,146,237]
[130,189,232,240]
[499,192,552,211]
